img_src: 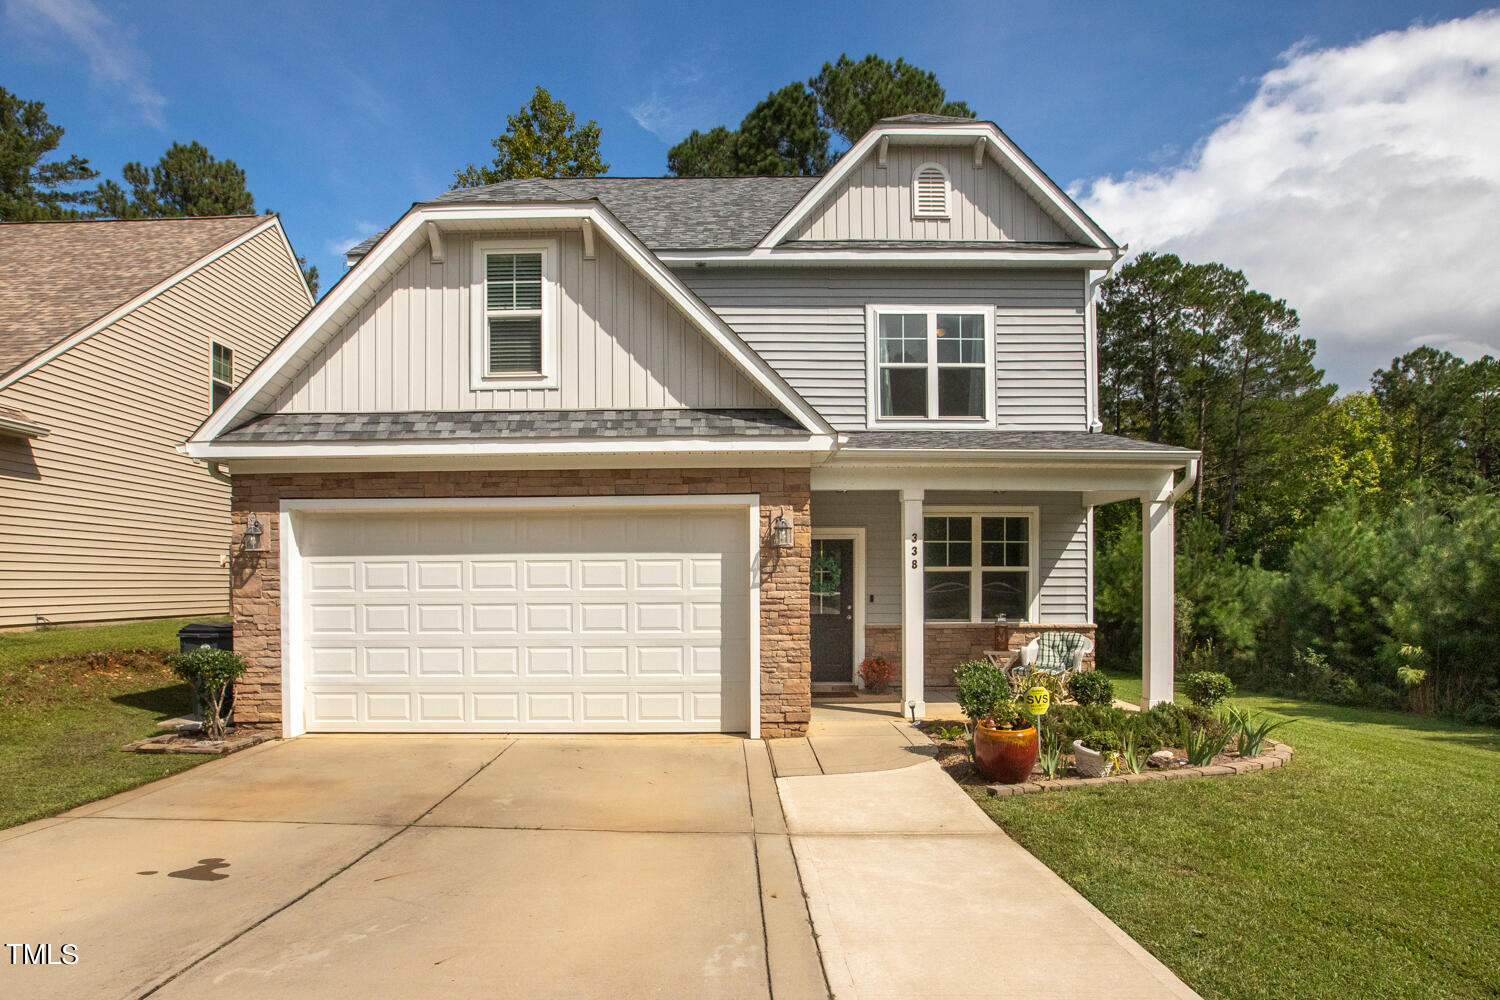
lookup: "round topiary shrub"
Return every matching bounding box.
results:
[1065,670,1115,707]
[1184,671,1236,708]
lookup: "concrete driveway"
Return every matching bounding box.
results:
[0,735,824,1000]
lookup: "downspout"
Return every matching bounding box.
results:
[1084,244,1129,434]
[1171,457,1200,504]
[204,460,231,486]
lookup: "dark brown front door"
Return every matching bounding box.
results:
[810,537,855,683]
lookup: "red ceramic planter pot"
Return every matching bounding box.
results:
[974,722,1038,784]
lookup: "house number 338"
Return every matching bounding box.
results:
[910,533,919,569]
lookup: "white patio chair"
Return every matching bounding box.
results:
[997,633,1094,684]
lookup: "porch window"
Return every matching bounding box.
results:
[923,511,1034,622]
[870,307,993,424]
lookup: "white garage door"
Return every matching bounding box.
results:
[296,506,751,733]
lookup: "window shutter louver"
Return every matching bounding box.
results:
[913,165,949,218]
[488,317,543,374]
[483,251,545,375]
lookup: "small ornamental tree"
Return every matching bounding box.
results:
[1184,671,1236,708]
[169,649,247,738]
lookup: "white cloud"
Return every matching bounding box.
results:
[4,0,166,128]
[1076,11,1500,390]
[326,221,383,262]
[628,55,725,143]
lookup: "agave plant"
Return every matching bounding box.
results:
[1178,716,1225,767]
[1226,706,1294,757]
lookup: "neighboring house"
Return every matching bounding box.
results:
[0,217,312,628]
[187,116,1197,739]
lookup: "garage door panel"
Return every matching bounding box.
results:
[301,508,750,733]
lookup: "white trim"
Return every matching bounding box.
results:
[209,339,234,413]
[758,122,1116,250]
[187,434,838,462]
[194,204,834,443]
[660,247,1118,267]
[811,526,866,686]
[866,304,997,428]
[911,161,951,219]
[469,238,559,390]
[426,222,446,263]
[0,216,284,391]
[277,493,763,739]
[921,505,1041,624]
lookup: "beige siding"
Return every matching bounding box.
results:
[790,145,1072,243]
[272,231,771,412]
[679,267,1088,432]
[0,226,308,627]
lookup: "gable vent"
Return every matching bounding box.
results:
[912,163,950,219]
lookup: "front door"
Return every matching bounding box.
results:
[810,537,855,683]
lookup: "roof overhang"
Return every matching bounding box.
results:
[758,122,1117,251]
[658,246,1118,268]
[0,410,49,439]
[192,202,834,445]
[184,433,839,462]
[812,446,1198,495]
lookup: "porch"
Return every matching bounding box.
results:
[805,445,1197,718]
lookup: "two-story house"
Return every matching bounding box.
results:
[0,216,311,628]
[186,116,1197,738]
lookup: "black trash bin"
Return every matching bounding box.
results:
[177,622,235,723]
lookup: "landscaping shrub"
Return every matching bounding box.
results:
[168,649,247,738]
[1066,671,1114,706]
[1184,671,1235,708]
[953,659,1022,727]
[857,655,893,693]
[1078,729,1123,754]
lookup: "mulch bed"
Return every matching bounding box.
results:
[916,722,1292,795]
[123,729,275,756]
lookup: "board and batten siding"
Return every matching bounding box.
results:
[788,144,1072,243]
[0,226,308,627]
[811,490,1090,626]
[679,267,1088,432]
[272,230,771,413]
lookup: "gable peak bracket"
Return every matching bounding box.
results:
[580,218,596,260]
[974,138,986,169]
[877,136,889,169]
[425,222,445,264]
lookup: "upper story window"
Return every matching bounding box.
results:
[471,238,557,388]
[210,341,233,411]
[924,509,1037,623]
[912,162,950,219]
[867,306,994,425]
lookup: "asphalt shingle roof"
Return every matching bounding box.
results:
[0,216,268,378]
[843,431,1192,452]
[347,176,820,257]
[785,240,1089,251]
[220,408,807,442]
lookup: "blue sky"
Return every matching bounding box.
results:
[4,0,1497,388]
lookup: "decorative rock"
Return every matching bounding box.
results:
[1149,750,1175,762]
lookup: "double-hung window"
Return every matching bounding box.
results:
[870,307,992,423]
[923,510,1036,622]
[472,239,556,387]
[210,341,233,411]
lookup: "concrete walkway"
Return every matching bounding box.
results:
[779,708,1203,1000]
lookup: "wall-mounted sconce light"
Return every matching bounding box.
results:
[242,514,265,553]
[771,510,794,549]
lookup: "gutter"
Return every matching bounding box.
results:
[1170,457,1200,503]
[0,413,50,439]
[1085,244,1129,434]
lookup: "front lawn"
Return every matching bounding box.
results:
[0,617,225,829]
[972,671,1500,1000]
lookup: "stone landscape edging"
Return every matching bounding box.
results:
[985,739,1293,797]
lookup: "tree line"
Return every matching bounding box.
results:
[1095,252,1499,724]
[1,86,318,295]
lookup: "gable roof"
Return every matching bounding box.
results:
[347,177,820,259]
[192,200,836,450]
[0,216,271,379]
[758,118,1117,251]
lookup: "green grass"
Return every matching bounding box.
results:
[974,670,1500,999]
[0,617,227,829]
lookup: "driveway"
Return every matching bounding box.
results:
[0,735,824,999]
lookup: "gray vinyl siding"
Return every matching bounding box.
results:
[0,226,307,627]
[789,144,1072,242]
[811,490,1090,626]
[678,267,1088,432]
[272,230,771,413]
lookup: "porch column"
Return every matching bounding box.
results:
[1140,476,1176,708]
[900,488,925,719]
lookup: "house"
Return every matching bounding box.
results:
[0,216,312,628]
[186,116,1198,738]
